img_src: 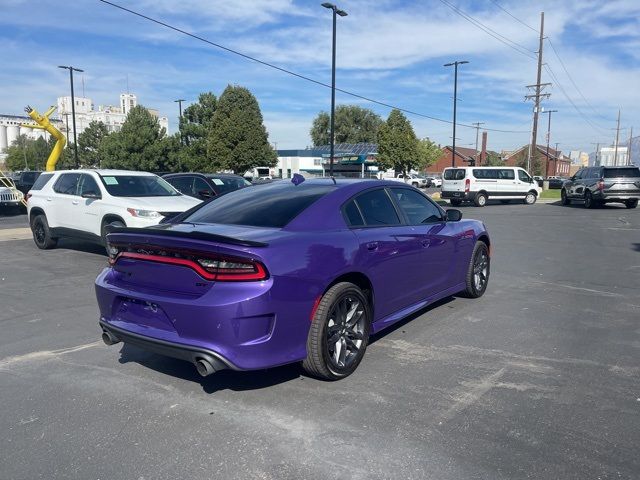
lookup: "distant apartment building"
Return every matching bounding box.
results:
[598,146,628,166]
[0,114,63,158]
[56,93,169,142]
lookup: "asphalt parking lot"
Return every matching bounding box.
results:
[1,202,639,480]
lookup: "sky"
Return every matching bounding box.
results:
[1,0,639,155]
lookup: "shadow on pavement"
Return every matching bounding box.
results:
[632,243,640,253]
[56,238,107,256]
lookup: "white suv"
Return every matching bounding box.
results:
[27,169,201,249]
[441,166,542,207]
[393,173,427,188]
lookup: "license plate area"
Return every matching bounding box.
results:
[113,297,175,332]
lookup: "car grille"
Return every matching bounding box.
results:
[0,191,22,202]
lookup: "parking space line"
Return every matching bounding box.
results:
[0,341,101,369]
[0,227,32,241]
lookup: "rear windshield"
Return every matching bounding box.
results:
[444,169,465,180]
[99,175,180,197]
[185,182,334,228]
[603,167,640,178]
[21,171,40,183]
[208,175,251,194]
[30,173,54,190]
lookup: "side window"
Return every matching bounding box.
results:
[343,200,365,227]
[79,174,101,196]
[193,177,212,196]
[354,189,401,226]
[518,170,532,183]
[30,173,54,191]
[390,188,443,224]
[165,176,193,196]
[499,169,515,180]
[574,169,584,179]
[53,173,81,195]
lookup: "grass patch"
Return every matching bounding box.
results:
[540,189,561,199]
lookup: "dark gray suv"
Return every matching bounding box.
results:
[561,166,640,209]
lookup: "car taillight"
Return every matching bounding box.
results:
[108,244,268,282]
[465,178,470,192]
[24,193,32,202]
[597,179,605,191]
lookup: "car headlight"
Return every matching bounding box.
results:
[126,208,161,218]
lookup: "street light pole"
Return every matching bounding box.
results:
[322,2,347,177]
[58,65,83,168]
[444,60,469,167]
[545,109,557,176]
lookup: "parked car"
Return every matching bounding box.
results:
[546,176,567,189]
[427,176,442,188]
[561,165,640,209]
[393,173,427,188]
[533,175,544,187]
[163,173,251,201]
[97,179,491,380]
[14,170,42,195]
[441,166,541,207]
[26,169,201,250]
[0,174,24,212]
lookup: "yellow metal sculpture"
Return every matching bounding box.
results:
[21,105,66,171]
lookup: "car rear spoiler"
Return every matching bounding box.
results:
[105,225,268,247]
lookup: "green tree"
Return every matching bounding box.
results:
[416,137,441,169]
[98,105,178,172]
[484,151,504,166]
[77,121,110,168]
[5,135,51,171]
[310,105,383,146]
[377,109,420,176]
[206,85,277,174]
[178,92,217,171]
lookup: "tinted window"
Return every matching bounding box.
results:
[79,174,101,196]
[207,175,251,194]
[30,173,54,190]
[354,189,400,226]
[473,169,497,179]
[166,176,194,196]
[185,183,334,228]
[21,172,39,183]
[603,167,640,178]
[574,169,584,179]
[391,188,442,224]
[193,177,212,196]
[444,169,466,180]
[518,170,532,183]
[100,175,179,197]
[53,173,81,195]
[343,200,364,227]
[498,169,515,180]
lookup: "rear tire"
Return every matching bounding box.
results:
[474,193,487,207]
[302,282,371,381]
[450,199,462,207]
[625,199,638,209]
[461,241,490,298]
[584,191,596,209]
[561,189,570,205]
[31,214,57,250]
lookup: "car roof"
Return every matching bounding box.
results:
[51,169,157,176]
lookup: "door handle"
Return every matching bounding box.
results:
[72,200,79,205]
[366,242,378,251]
[46,197,52,202]
[422,239,431,248]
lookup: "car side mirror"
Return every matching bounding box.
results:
[82,191,101,199]
[446,209,462,222]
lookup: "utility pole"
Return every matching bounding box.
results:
[524,12,549,174]
[472,122,485,165]
[58,65,84,168]
[628,127,633,165]
[444,60,469,167]
[545,110,557,175]
[613,109,621,166]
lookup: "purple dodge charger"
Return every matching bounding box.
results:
[96,179,490,380]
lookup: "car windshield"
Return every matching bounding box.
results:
[207,175,252,194]
[444,169,465,180]
[99,175,180,197]
[185,182,334,228]
[603,167,640,178]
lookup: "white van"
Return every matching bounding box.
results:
[441,166,542,207]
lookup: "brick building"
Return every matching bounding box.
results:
[504,145,571,177]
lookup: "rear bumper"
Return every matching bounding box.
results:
[100,320,236,371]
[441,190,474,201]
[597,191,640,201]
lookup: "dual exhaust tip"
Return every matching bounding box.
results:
[101,330,217,377]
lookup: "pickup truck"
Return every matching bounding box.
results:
[0,175,25,212]
[388,173,427,188]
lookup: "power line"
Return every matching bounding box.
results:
[437,0,536,58]
[546,38,611,124]
[96,0,529,134]
[488,0,538,33]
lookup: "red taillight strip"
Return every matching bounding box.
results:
[114,252,267,281]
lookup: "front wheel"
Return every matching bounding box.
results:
[303,282,371,380]
[584,191,596,209]
[561,189,570,206]
[474,193,487,207]
[461,241,490,298]
[524,191,537,205]
[625,199,638,209]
